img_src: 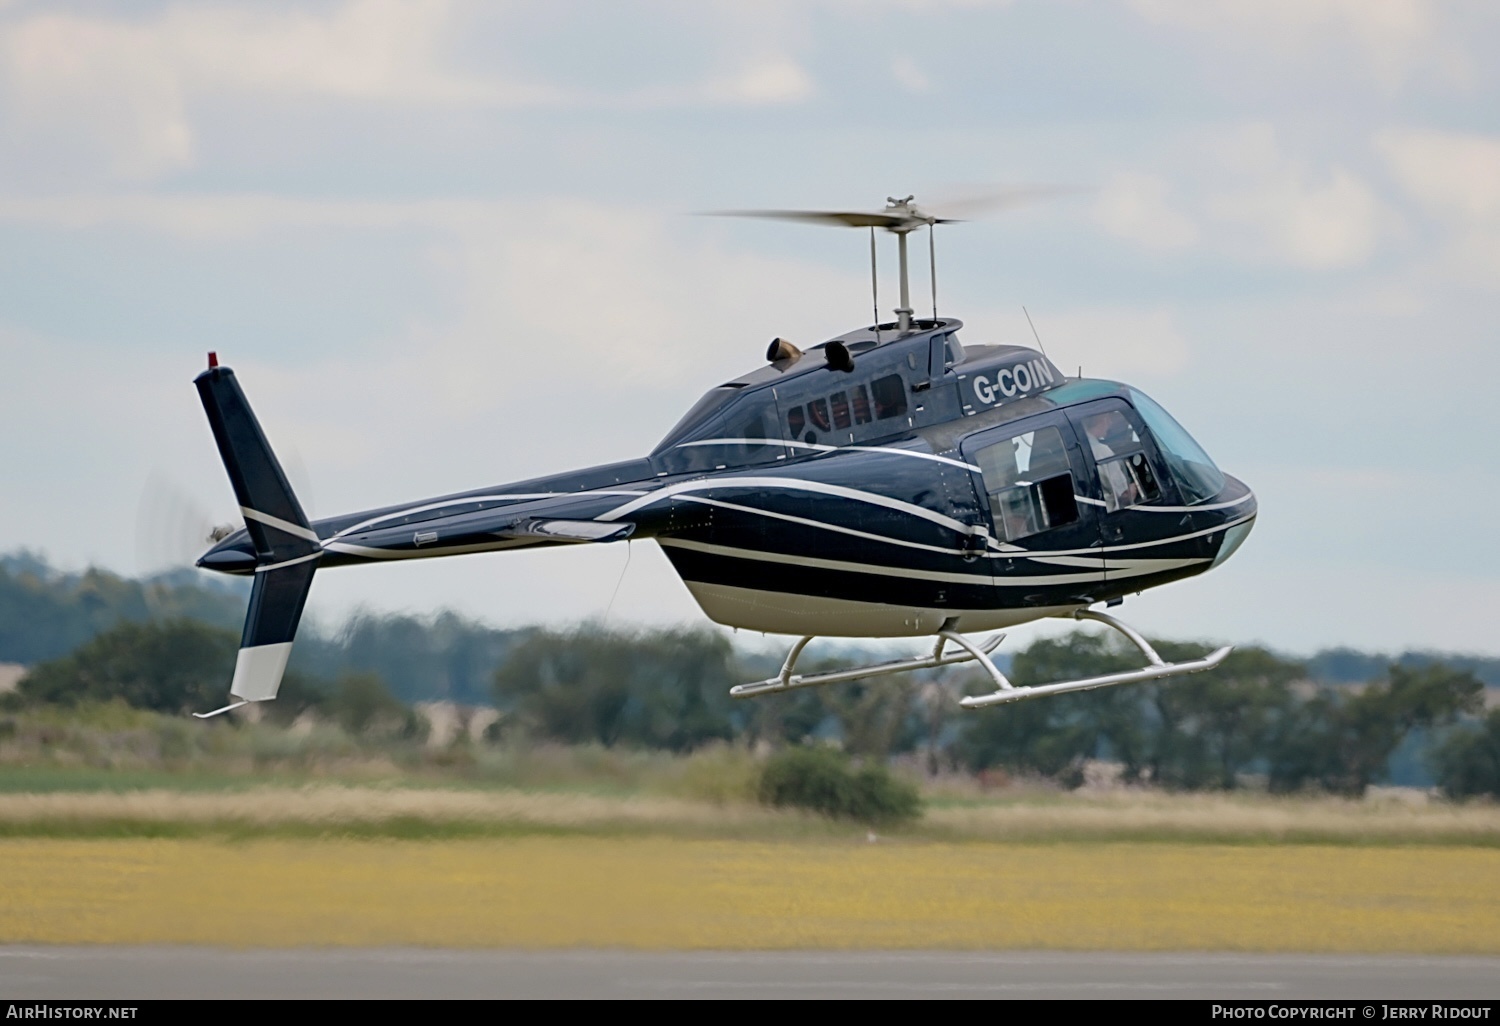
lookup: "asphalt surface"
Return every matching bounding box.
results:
[1,948,1498,999]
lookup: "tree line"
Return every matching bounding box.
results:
[13,612,1495,800]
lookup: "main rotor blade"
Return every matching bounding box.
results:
[924,185,1091,220]
[701,209,935,230]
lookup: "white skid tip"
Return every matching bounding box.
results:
[193,700,249,720]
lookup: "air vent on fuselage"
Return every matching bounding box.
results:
[767,338,803,363]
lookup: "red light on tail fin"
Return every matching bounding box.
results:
[208,351,219,368]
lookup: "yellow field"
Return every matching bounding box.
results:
[2,837,1498,951]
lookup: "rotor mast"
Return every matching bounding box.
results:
[894,221,914,332]
[878,195,927,334]
[706,194,947,336]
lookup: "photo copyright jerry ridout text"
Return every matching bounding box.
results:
[7,1008,137,1020]
[1212,1009,1492,1020]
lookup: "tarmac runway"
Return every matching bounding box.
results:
[2,948,1499,1000]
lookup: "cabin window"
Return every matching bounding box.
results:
[851,384,872,424]
[807,397,832,432]
[1078,409,1161,512]
[975,426,1080,542]
[830,391,852,429]
[871,375,908,420]
[786,406,805,437]
[735,407,774,455]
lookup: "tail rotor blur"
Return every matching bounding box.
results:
[135,469,235,579]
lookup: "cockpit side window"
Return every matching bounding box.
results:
[974,425,1080,542]
[651,391,780,475]
[1077,409,1162,513]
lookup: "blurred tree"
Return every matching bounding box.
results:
[955,633,1132,781]
[1268,664,1484,795]
[0,553,246,666]
[745,686,826,749]
[817,676,919,761]
[955,632,1305,790]
[17,619,237,714]
[257,669,330,727]
[493,626,741,751]
[1434,709,1500,799]
[327,671,410,737]
[1145,645,1302,790]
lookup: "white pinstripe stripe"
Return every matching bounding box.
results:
[240,506,319,543]
[328,489,648,540]
[253,550,323,573]
[660,538,1206,586]
[596,476,978,536]
[678,438,980,472]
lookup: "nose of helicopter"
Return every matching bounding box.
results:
[1209,475,1256,570]
[196,535,258,574]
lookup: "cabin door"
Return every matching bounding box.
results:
[959,411,1107,606]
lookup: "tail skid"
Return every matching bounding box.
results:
[194,354,321,714]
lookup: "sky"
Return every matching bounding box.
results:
[1,0,1498,657]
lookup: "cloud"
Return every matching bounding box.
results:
[0,190,858,452]
[0,1,818,182]
[1208,163,1383,271]
[0,1,523,180]
[1378,128,1500,221]
[1377,127,1500,287]
[1201,126,1390,271]
[1094,174,1200,251]
[1091,125,1392,271]
[1127,0,1463,89]
[0,13,194,179]
[891,55,931,93]
[1010,306,1192,380]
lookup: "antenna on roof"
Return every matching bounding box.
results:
[1023,306,1048,359]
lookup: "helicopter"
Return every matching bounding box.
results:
[191,195,1255,718]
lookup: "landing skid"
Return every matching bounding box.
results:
[730,609,1231,708]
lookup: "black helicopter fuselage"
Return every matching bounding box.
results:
[198,319,1255,637]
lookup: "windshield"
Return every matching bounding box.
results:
[1129,388,1225,504]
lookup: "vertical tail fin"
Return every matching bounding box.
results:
[194,358,321,712]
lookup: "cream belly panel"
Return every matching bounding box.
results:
[684,580,1083,637]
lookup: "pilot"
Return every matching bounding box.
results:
[1082,412,1140,509]
[1082,411,1131,460]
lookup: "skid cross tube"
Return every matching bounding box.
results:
[730,627,1006,699]
[959,607,1232,709]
